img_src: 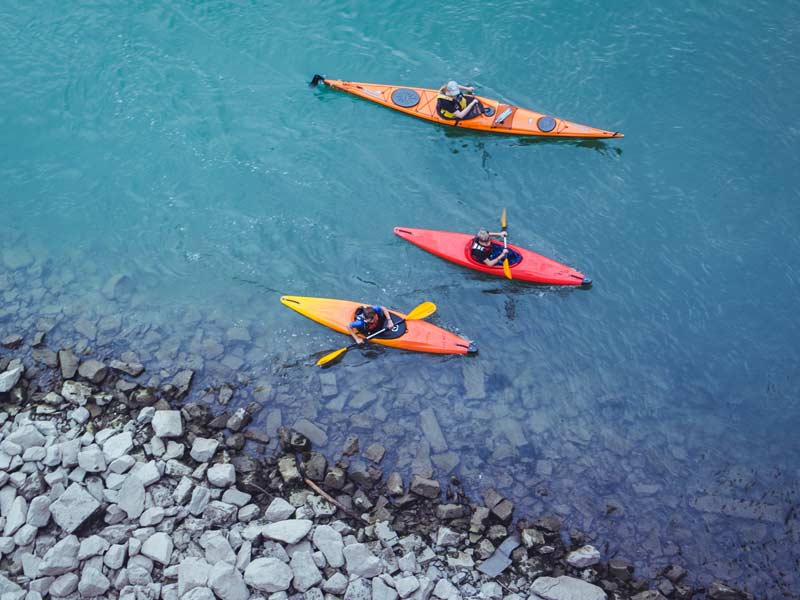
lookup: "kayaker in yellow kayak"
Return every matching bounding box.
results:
[436,80,483,120]
[470,228,516,267]
[347,305,395,345]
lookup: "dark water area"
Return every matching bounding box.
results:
[2,1,800,597]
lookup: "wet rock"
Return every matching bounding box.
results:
[1,334,23,349]
[491,499,514,523]
[567,545,601,568]
[690,494,785,523]
[409,475,440,499]
[342,435,359,456]
[462,363,486,400]
[102,273,134,299]
[319,371,338,397]
[435,504,466,520]
[364,443,386,463]
[49,482,101,532]
[32,347,59,367]
[171,369,194,398]
[227,408,251,432]
[529,576,606,600]
[707,582,746,600]
[225,433,245,450]
[110,360,145,377]
[302,451,327,482]
[78,359,107,383]
[386,472,404,496]
[662,564,684,583]
[293,418,328,447]
[419,408,448,453]
[244,557,292,592]
[278,455,301,484]
[0,365,23,393]
[324,466,347,490]
[57,349,79,379]
[609,559,633,581]
[350,389,376,409]
[631,592,667,600]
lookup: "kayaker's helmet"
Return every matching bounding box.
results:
[356,306,377,322]
[476,228,491,244]
[445,81,460,97]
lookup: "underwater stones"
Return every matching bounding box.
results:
[293,418,328,447]
[78,359,107,383]
[462,362,486,400]
[350,389,377,410]
[102,273,134,299]
[409,475,440,499]
[58,349,78,379]
[1,334,23,349]
[170,369,194,399]
[419,408,447,453]
[689,495,785,523]
[110,360,145,377]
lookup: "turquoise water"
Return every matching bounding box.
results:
[2,0,800,595]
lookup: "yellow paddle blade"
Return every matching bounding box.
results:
[503,259,512,280]
[501,208,507,229]
[405,301,436,320]
[316,346,348,367]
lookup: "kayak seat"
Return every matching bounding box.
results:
[365,312,407,340]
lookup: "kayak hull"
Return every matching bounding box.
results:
[280,296,476,355]
[317,78,623,139]
[394,227,591,286]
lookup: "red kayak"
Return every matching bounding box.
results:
[394,227,591,286]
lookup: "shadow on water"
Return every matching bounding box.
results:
[441,127,623,157]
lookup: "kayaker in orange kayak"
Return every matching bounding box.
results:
[470,228,518,267]
[436,80,483,120]
[347,305,395,345]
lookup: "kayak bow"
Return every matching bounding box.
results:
[310,75,623,139]
[280,296,477,355]
[394,227,592,286]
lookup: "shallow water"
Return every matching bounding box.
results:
[2,0,800,596]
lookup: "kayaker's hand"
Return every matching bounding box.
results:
[356,338,365,346]
[500,231,507,238]
[501,248,508,256]
[386,319,394,329]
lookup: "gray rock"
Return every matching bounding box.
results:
[373,576,399,600]
[244,557,292,593]
[118,474,146,519]
[139,506,165,526]
[191,438,219,463]
[78,359,107,383]
[263,519,313,544]
[110,359,145,377]
[409,475,440,499]
[0,365,23,393]
[3,495,27,536]
[105,543,127,569]
[188,486,211,515]
[202,531,236,565]
[396,575,420,598]
[61,380,91,405]
[322,572,348,595]
[312,524,344,568]
[290,550,322,592]
[78,566,110,596]
[208,561,249,600]
[566,545,601,568]
[58,350,79,379]
[102,431,134,463]
[151,411,183,438]
[529,576,606,600]
[707,582,745,600]
[433,578,459,599]
[78,444,106,472]
[342,577,372,600]
[7,424,45,450]
[264,497,296,522]
[171,369,194,398]
[49,482,101,533]
[178,557,210,597]
[222,488,251,507]
[38,535,80,576]
[78,535,110,560]
[141,531,173,565]
[277,456,301,484]
[208,463,236,487]
[0,573,22,596]
[238,504,260,522]
[49,572,79,597]
[343,543,382,578]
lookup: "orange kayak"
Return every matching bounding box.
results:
[280,296,476,355]
[310,75,623,139]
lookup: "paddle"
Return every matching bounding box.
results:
[501,208,512,280]
[309,74,326,88]
[315,301,437,367]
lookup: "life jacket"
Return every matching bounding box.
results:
[354,307,384,334]
[436,93,467,119]
[470,238,492,262]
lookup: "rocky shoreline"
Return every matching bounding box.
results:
[0,341,752,600]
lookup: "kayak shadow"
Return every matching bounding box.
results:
[441,127,622,156]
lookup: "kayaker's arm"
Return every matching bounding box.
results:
[453,98,479,119]
[377,306,394,329]
[484,248,509,267]
[349,328,364,345]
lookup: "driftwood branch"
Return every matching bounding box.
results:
[304,477,368,524]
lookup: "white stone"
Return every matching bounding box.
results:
[222,488,251,507]
[26,495,51,527]
[322,572,348,595]
[208,561,249,600]
[49,572,79,596]
[435,526,460,547]
[433,578,460,599]
[141,531,173,565]
[312,524,344,568]
[290,550,321,592]
[7,424,44,450]
[566,545,601,568]
[102,431,134,462]
[49,483,100,533]
[0,365,23,393]
[262,519,313,545]
[244,557,292,593]
[118,474,146,519]
[178,556,210,597]
[78,444,106,472]
[109,454,136,473]
[344,578,373,600]
[190,438,219,463]
[373,576,399,600]
[201,531,235,565]
[3,496,27,536]
[131,460,161,486]
[188,486,211,515]
[264,497,296,522]
[38,535,80,576]
[207,463,236,487]
[104,543,127,569]
[78,566,110,597]
[151,411,183,438]
[183,588,216,600]
[529,576,607,600]
[78,535,110,560]
[396,575,420,598]
[14,523,37,546]
[139,506,165,526]
[343,542,382,578]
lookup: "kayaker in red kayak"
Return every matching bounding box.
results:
[470,228,518,267]
[436,80,483,120]
[348,305,395,345]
